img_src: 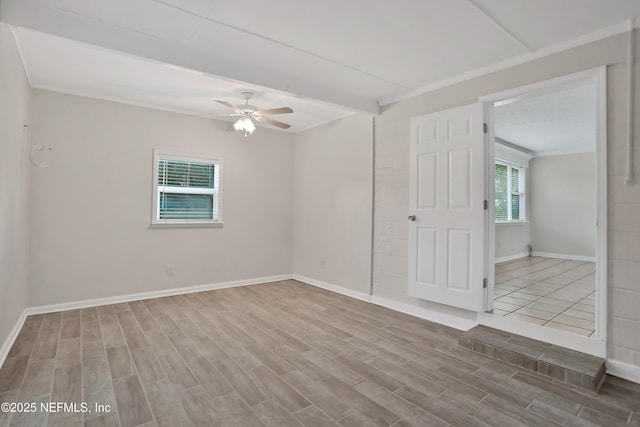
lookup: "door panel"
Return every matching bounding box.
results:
[408,103,486,312]
[418,153,437,210]
[417,228,437,285]
[448,149,471,209]
[448,229,471,290]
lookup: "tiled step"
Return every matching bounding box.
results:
[459,325,605,392]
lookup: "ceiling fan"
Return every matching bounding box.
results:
[216,92,293,136]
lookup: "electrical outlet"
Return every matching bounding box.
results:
[320,260,325,270]
[167,264,175,276]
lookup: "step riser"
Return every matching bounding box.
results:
[460,326,606,392]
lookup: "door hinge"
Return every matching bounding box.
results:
[483,278,487,288]
[483,123,488,134]
[483,200,488,210]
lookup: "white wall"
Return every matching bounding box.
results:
[373,31,640,368]
[0,25,31,356]
[29,90,294,307]
[292,114,373,295]
[530,153,596,258]
[495,223,530,260]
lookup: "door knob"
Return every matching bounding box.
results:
[408,214,416,221]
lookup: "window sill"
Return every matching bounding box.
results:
[495,221,529,227]
[150,221,224,229]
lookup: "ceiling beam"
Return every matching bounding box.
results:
[0,0,380,115]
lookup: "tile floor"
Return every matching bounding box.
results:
[2,280,638,426]
[492,256,596,336]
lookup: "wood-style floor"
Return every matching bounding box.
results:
[0,280,638,427]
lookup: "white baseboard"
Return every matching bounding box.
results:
[495,253,529,263]
[293,274,477,331]
[25,274,293,316]
[606,359,640,384]
[291,274,371,303]
[370,295,478,331]
[0,310,28,369]
[532,252,596,262]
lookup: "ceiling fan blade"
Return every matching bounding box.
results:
[255,116,291,129]
[215,100,243,113]
[256,107,293,115]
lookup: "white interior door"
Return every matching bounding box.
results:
[408,103,486,312]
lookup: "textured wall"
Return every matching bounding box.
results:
[292,114,373,294]
[373,31,640,368]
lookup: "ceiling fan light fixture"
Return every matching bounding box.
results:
[233,116,255,136]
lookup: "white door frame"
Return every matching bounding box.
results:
[477,67,608,358]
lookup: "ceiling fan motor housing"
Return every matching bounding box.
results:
[239,91,258,112]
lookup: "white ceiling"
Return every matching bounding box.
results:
[494,80,596,156]
[2,0,640,131]
[13,28,352,132]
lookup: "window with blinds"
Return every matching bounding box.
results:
[152,150,222,226]
[495,160,524,222]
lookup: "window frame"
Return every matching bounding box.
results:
[151,149,224,228]
[495,159,526,224]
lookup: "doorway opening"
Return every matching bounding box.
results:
[480,68,607,356]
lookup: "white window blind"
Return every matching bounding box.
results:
[152,150,222,226]
[495,160,525,222]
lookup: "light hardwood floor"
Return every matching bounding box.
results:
[494,257,596,336]
[0,280,638,426]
